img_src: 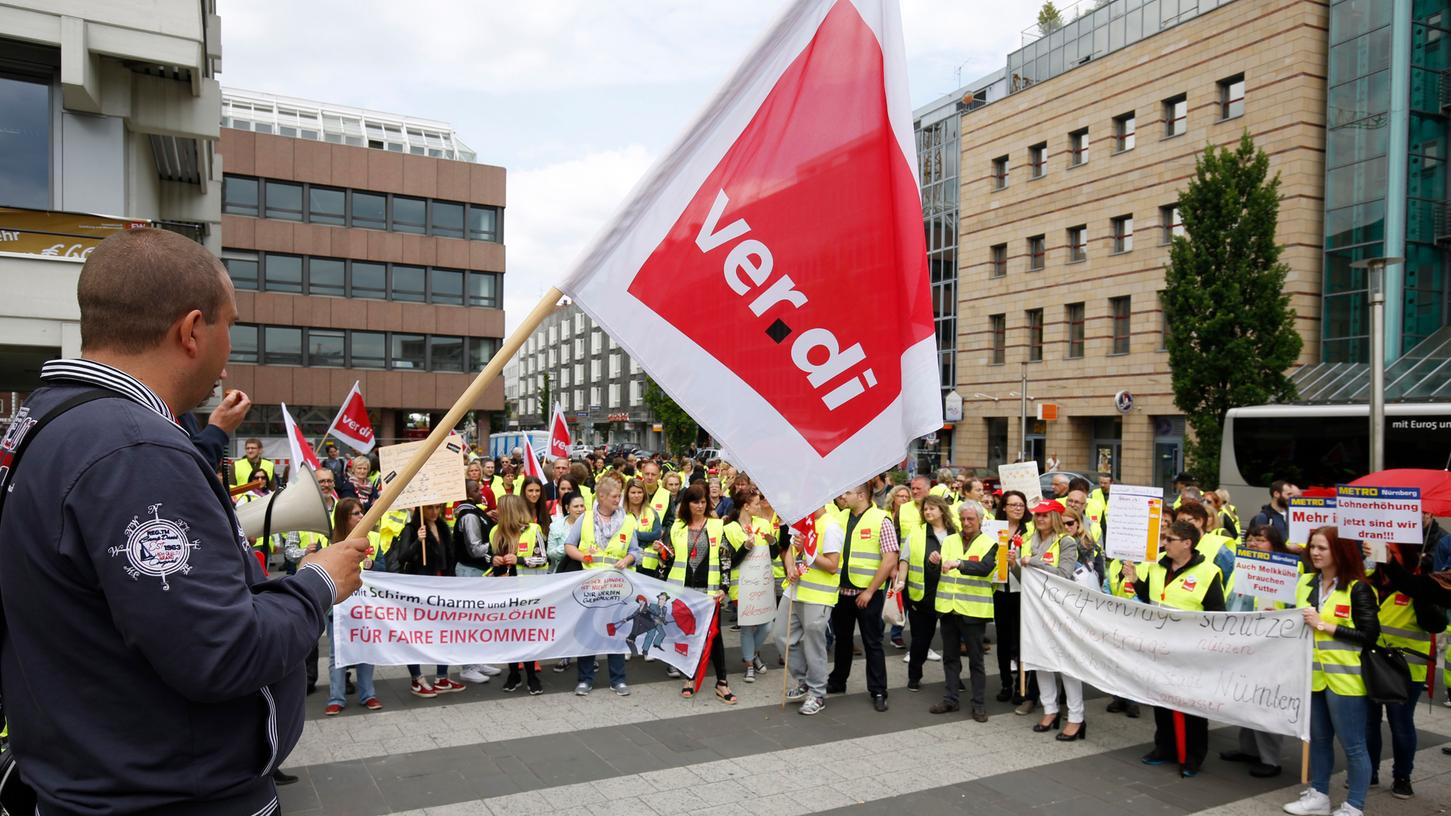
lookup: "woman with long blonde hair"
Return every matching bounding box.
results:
[1009,499,1084,739]
[490,494,544,695]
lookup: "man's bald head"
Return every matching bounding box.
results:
[78,228,230,354]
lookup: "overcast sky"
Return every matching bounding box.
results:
[221,1,1037,331]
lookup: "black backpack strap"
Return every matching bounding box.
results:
[0,390,120,523]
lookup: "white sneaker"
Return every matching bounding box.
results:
[459,668,490,684]
[926,648,942,662]
[643,654,655,662]
[477,664,503,676]
[902,654,910,664]
[1282,788,1331,816]
[1330,805,1362,816]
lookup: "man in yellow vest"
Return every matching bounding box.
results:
[639,460,672,526]
[825,484,899,712]
[780,505,844,715]
[931,501,996,721]
[229,437,275,489]
[480,458,505,497]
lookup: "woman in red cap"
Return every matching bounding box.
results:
[1009,498,1084,741]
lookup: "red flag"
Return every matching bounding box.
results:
[560,0,939,521]
[520,437,544,481]
[791,515,819,563]
[325,381,376,454]
[281,402,321,472]
[548,402,571,459]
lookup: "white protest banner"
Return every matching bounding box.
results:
[736,537,777,627]
[377,433,468,508]
[336,570,719,685]
[1287,497,1336,550]
[1336,485,1421,562]
[980,519,1009,583]
[1105,484,1164,563]
[998,461,1042,506]
[1020,569,1312,740]
[1232,546,1301,607]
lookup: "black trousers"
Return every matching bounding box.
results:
[905,596,938,684]
[827,589,888,697]
[991,590,1019,687]
[305,642,319,689]
[1153,705,1209,770]
[940,614,987,708]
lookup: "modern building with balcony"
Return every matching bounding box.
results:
[0,0,222,415]
[216,89,506,450]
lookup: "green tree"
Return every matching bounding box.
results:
[1164,132,1302,487]
[535,372,552,427]
[1037,2,1064,34]
[643,377,699,454]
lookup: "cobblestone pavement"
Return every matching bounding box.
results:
[281,627,1451,815]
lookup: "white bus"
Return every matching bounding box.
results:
[488,430,550,461]
[1218,403,1451,513]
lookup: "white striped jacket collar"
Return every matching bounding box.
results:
[40,358,179,426]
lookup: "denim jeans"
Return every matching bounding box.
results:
[1367,674,1420,781]
[739,623,772,663]
[578,653,626,688]
[409,664,449,680]
[328,654,376,708]
[1311,689,1371,810]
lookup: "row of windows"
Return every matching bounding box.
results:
[222,251,501,308]
[990,74,1244,189]
[229,324,500,372]
[988,295,1155,364]
[222,175,502,242]
[518,378,645,417]
[986,206,1184,277]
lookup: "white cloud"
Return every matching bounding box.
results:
[502,145,656,332]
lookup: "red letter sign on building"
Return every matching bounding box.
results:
[562,0,939,521]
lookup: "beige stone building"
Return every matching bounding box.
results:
[953,0,1327,487]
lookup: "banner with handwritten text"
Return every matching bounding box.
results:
[1020,569,1312,740]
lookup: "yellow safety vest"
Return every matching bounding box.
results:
[490,523,545,575]
[1378,589,1432,683]
[231,457,275,488]
[1106,558,1139,600]
[647,485,671,520]
[896,501,923,543]
[579,511,637,569]
[1024,531,1064,570]
[1196,531,1235,564]
[666,519,724,597]
[1296,573,1366,696]
[788,510,843,605]
[1146,558,1222,611]
[379,508,411,548]
[935,532,995,619]
[632,508,665,571]
[842,506,889,590]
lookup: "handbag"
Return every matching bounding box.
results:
[1362,644,1412,705]
[881,589,905,626]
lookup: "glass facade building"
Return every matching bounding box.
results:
[1323,0,1450,362]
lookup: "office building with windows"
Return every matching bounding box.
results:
[951,0,1328,488]
[0,0,221,413]
[507,302,659,450]
[217,89,505,448]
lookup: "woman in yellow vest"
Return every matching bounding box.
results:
[1123,520,1224,777]
[1363,543,1443,800]
[1009,499,1084,738]
[722,488,780,683]
[663,484,737,704]
[930,500,995,721]
[994,490,1033,705]
[900,495,956,692]
[489,495,544,695]
[519,477,553,565]
[323,498,383,715]
[622,479,666,578]
[1282,526,1377,816]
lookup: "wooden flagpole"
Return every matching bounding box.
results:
[354,288,563,537]
[1300,741,1310,785]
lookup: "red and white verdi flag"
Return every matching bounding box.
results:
[520,437,544,481]
[281,402,321,472]
[326,381,377,453]
[548,402,571,459]
[560,0,939,521]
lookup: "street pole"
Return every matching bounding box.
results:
[1351,256,1400,474]
[1019,362,1028,463]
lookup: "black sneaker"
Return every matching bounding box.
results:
[527,678,543,696]
[890,636,906,649]
[272,769,299,785]
[1124,702,1141,718]
[996,688,1012,702]
[1391,777,1413,799]
[907,679,921,692]
[1105,699,1125,714]
[502,676,522,693]
[785,682,810,702]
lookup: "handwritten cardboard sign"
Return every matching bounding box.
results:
[378,433,468,509]
[998,461,1042,506]
[1105,484,1164,563]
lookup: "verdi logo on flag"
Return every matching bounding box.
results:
[548,402,571,459]
[327,381,377,454]
[561,0,939,521]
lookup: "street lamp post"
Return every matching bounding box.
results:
[1019,362,1028,463]
[1349,256,1402,473]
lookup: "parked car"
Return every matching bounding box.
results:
[1039,470,1100,498]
